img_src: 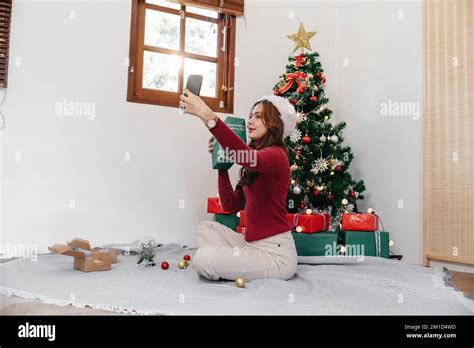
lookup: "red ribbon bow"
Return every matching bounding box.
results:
[294,53,305,67]
[277,71,308,94]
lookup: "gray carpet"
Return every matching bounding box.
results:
[0,243,473,315]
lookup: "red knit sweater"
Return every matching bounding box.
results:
[209,117,292,242]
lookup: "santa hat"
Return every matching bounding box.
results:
[256,95,297,139]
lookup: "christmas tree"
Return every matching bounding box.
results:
[274,23,366,222]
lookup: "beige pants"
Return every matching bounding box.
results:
[192,221,298,282]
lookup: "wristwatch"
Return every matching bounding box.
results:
[206,114,218,129]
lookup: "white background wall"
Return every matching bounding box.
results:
[0,0,431,265]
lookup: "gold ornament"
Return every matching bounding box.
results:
[367,208,374,214]
[305,209,312,215]
[287,23,317,53]
[306,179,314,187]
[316,185,324,191]
[235,277,245,288]
[291,164,299,172]
[295,226,303,233]
[330,171,335,176]
[329,158,336,166]
[178,260,188,269]
[342,198,348,205]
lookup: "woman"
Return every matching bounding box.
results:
[179,89,298,282]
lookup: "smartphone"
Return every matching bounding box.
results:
[184,74,203,96]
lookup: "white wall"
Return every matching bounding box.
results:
[1,0,428,265]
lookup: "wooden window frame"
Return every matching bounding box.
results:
[127,0,236,114]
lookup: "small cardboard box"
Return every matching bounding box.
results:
[211,116,247,170]
[48,238,119,272]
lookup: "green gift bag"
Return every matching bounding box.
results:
[340,230,390,258]
[214,213,240,231]
[292,230,339,256]
[211,116,247,170]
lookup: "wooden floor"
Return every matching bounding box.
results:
[451,270,474,297]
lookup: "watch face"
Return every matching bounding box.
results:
[208,119,216,128]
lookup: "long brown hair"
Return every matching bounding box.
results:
[236,100,288,193]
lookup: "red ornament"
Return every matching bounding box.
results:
[300,202,306,209]
[296,148,302,155]
[161,261,169,270]
[302,135,311,144]
[327,193,334,201]
[322,77,327,84]
[312,190,320,197]
[290,98,298,105]
[274,90,281,96]
[310,96,317,103]
[316,72,323,79]
[350,191,357,198]
[335,165,343,172]
[183,255,191,261]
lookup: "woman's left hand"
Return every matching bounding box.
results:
[179,88,214,122]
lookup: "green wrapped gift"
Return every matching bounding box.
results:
[214,213,240,231]
[340,230,390,258]
[211,116,247,170]
[292,230,339,256]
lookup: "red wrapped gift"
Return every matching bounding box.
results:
[288,213,330,233]
[236,226,246,234]
[238,210,246,226]
[207,197,233,214]
[341,213,379,231]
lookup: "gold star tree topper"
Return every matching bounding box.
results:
[287,23,317,54]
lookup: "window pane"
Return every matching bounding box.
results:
[146,0,181,10]
[185,17,218,58]
[143,51,181,92]
[145,9,180,50]
[186,5,218,19]
[184,58,216,98]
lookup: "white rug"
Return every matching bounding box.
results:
[0,243,473,315]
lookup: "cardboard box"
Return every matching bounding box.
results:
[341,213,379,231]
[211,116,247,170]
[292,230,339,256]
[288,213,330,233]
[214,213,240,231]
[340,230,390,258]
[48,238,119,272]
[207,197,234,215]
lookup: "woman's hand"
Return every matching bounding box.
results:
[208,137,215,153]
[179,88,214,123]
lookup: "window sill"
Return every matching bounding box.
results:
[127,94,234,114]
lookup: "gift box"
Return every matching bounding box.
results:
[214,213,240,231]
[292,230,339,256]
[211,116,247,170]
[340,230,389,258]
[48,238,119,272]
[207,197,233,215]
[238,210,246,226]
[341,213,379,231]
[288,213,330,233]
